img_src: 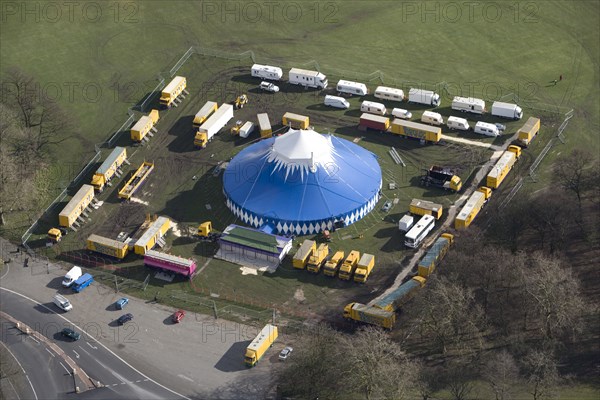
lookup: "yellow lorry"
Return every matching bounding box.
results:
[244,324,278,367]
[323,250,344,277]
[354,253,375,283]
[516,117,540,147]
[343,303,395,329]
[339,250,360,280]
[293,240,316,269]
[486,145,521,189]
[306,243,329,273]
[160,76,186,108]
[454,187,492,229]
[91,147,127,192]
[130,110,159,142]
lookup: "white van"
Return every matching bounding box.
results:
[360,101,387,116]
[474,121,500,137]
[374,86,405,102]
[391,108,412,120]
[336,80,368,96]
[421,111,444,126]
[324,95,350,109]
[53,294,73,311]
[447,116,470,131]
[62,266,82,287]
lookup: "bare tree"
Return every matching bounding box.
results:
[1,67,38,128]
[414,360,442,400]
[443,360,477,400]
[482,350,521,400]
[341,327,418,400]
[527,192,576,253]
[521,253,585,340]
[553,149,595,206]
[522,349,561,400]
[32,99,74,155]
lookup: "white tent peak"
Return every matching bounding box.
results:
[265,128,337,181]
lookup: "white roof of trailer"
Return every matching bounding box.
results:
[457,191,485,220]
[163,76,185,94]
[60,185,94,217]
[136,217,170,247]
[488,152,515,179]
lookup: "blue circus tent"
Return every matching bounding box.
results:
[222,129,382,235]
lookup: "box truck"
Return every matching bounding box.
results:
[293,240,316,269]
[307,243,329,273]
[374,86,405,102]
[251,64,283,81]
[474,121,500,137]
[391,108,412,120]
[491,101,523,120]
[447,116,470,131]
[516,117,540,147]
[193,101,218,128]
[62,266,82,287]
[421,111,444,126]
[324,95,350,109]
[195,104,234,148]
[336,80,368,96]
[323,250,345,277]
[360,101,387,116]
[408,88,441,107]
[354,254,375,283]
[288,68,328,89]
[339,250,360,280]
[244,324,278,367]
[53,294,73,311]
[451,96,486,114]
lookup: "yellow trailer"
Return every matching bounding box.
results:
[486,145,521,189]
[517,117,540,147]
[306,243,329,273]
[455,190,487,229]
[409,199,443,220]
[244,324,278,367]
[131,110,159,142]
[293,239,316,269]
[160,76,186,108]
[343,303,395,330]
[417,233,454,278]
[323,250,344,277]
[339,250,360,280]
[134,216,171,255]
[257,113,272,138]
[118,161,154,200]
[193,101,218,128]
[59,184,95,228]
[354,253,375,283]
[91,147,127,192]
[86,234,129,259]
[389,118,441,143]
[282,112,310,129]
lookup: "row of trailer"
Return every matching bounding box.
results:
[343,233,454,329]
[292,240,375,283]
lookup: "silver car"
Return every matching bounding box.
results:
[260,81,279,93]
[279,346,293,361]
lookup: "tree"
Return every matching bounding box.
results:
[414,360,442,400]
[521,253,585,340]
[527,192,575,253]
[522,349,561,400]
[32,99,74,154]
[443,360,477,400]
[553,149,595,206]
[482,350,521,400]
[341,327,418,400]
[2,67,38,128]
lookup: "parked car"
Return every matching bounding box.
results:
[381,201,392,212]
[259,81,279,93]
[172,310,185,323]
[279,346,293,361]
[117,313,134,325]
[115,297,129,310]
[61,328,81,341]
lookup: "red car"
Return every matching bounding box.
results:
[172,310,185,323]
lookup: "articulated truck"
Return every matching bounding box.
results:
[195,104,234,148]
[343,303,395,329]
[244,324,278,367]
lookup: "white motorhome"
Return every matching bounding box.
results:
[491,101,523,120]
[421,111,444,126]
[447,116,470,131]
[62,266,82,287]
[53,294,73,311]
[474,121,500,137]
[360,101,387,116]
[336,80,368,96]
[288,68,328,89]
[324,95,350,109]
[250,64,283,81]
[374,86,405,102]
[391,108,412,120]
[451,96,486,114]
[408,88,441,107]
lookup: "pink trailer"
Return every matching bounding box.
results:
[144,250,197,278]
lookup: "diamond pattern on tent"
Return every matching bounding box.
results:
[282,223,289,233]
[301,224,308,235]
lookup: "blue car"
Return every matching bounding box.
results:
[115,297,129,310]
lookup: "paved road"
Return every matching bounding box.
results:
[0,238,277,399]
